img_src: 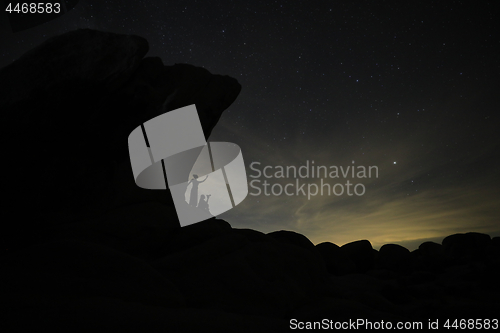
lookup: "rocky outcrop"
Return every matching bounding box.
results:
[378,243,411,271]
[316,241,356,275]
[340,239,375,272]
[0,29,149,106]
[0,29,241,254]
[0,30,499,332]
[442,232,492,259]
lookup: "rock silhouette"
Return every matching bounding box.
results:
[0,28,241,253]
[340,239,375,273]
[378,243,411,271]
[1,30,499,332]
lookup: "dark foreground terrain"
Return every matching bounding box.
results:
[1,30,498,332]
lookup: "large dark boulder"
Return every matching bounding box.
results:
[442,232,491,259]
[316,241,356,275]
[378,244,411,271]
[163,63,241,138]
[156,218,233,256]
[413,241,446,271]
[419,241,443,258]
[0,29,241,253]
[340,240,375,272]
[267,230,327,274]
[0,29,149,106]
[151,229,329,318]
[267,230,317,255]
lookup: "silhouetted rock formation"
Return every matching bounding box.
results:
[0,28,241,253]
[316,241,356,275]
[442,232,492,259]
[340,239,375,272]
[0,30,499,332]
[419,241,443,258]
[378,243,411,271]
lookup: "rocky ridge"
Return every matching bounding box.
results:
[1,30,498,332]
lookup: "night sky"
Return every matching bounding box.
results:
[2,0,499,249]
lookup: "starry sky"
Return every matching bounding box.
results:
[1,0,499,250]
